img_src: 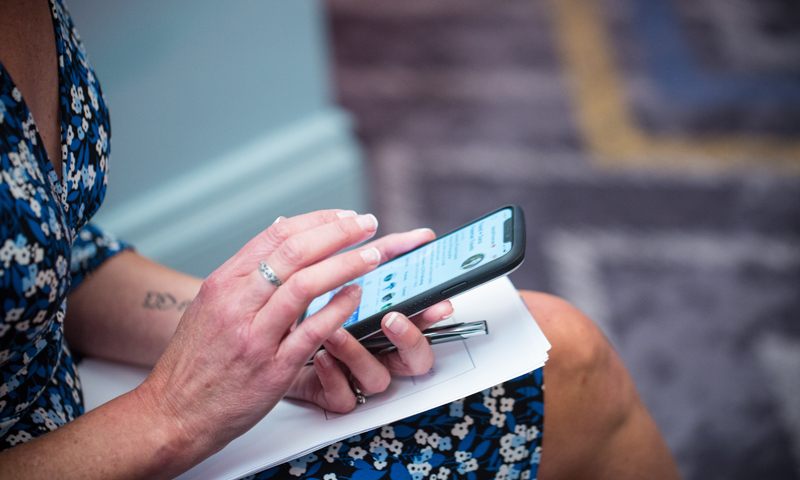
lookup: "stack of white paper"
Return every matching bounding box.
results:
[79,277,550,480]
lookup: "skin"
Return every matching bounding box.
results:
[0,0,61,179]
[0,1,682,478]
[523,292,681,479]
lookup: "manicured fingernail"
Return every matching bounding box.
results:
[345,283,362,298]
[356,214,378,232]
[316,350,334,368]
[360,247,381,265]
[273,216,285,224]
[329,328,348,346]
[337,210,357,219]
[440,313,453,321]
[385,312,408,336]
[413,227,434,236]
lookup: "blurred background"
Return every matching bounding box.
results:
[327,1,800,478]
[71,0,800,478]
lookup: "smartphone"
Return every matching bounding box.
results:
[302,205,526,340]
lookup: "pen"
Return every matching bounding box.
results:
[304,321,489,366]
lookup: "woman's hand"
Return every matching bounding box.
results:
[285,230,455,413]
[286,305,452,412]
[134,210,391,463]
[2,209,454,480]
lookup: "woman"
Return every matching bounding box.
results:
[0,1,680,478]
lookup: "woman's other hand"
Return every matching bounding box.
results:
[287,311,436,412]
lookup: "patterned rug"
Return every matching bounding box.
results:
[326,0,800,478]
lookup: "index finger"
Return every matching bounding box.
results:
[265,213,379,284]
[362,228,436,265]
[222,209,358,275]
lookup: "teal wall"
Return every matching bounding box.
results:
[67,0,366,276]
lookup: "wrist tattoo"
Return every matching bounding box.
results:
[143,292,191,312]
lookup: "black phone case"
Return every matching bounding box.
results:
[344,205,526,340]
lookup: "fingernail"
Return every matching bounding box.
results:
[337,210,357,219]
[316,350,334,368]
[413,227,434,236]
[440,312,453,321]
[356,214,378,232]
[359,247,381,265]
[273,216,285,225]
[385,312,408,336]
[345,283,362,297]
[328,328,348,346]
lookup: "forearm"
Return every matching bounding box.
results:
[0,386,202,480]
[66,250,203,367]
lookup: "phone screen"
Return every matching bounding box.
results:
[304,207,514,327]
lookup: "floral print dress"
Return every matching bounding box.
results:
[0,0,129,447]
[0,1,545,478]
[255,370,545,480]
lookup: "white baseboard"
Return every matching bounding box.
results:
[92,108,367,277]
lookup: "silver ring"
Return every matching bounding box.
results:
[258,261,284,288]
[353,385,367,405]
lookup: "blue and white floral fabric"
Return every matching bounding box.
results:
[0,0,129,448]
[253,370,545,480]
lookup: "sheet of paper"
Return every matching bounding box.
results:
[79,276,550,480]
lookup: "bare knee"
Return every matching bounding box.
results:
[519,291,615,388]
[520,291,679,479]
[520,291,641,477]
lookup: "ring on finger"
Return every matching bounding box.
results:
[353,385,367,405]
[258,260,284,288]
[349,376,367,405]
